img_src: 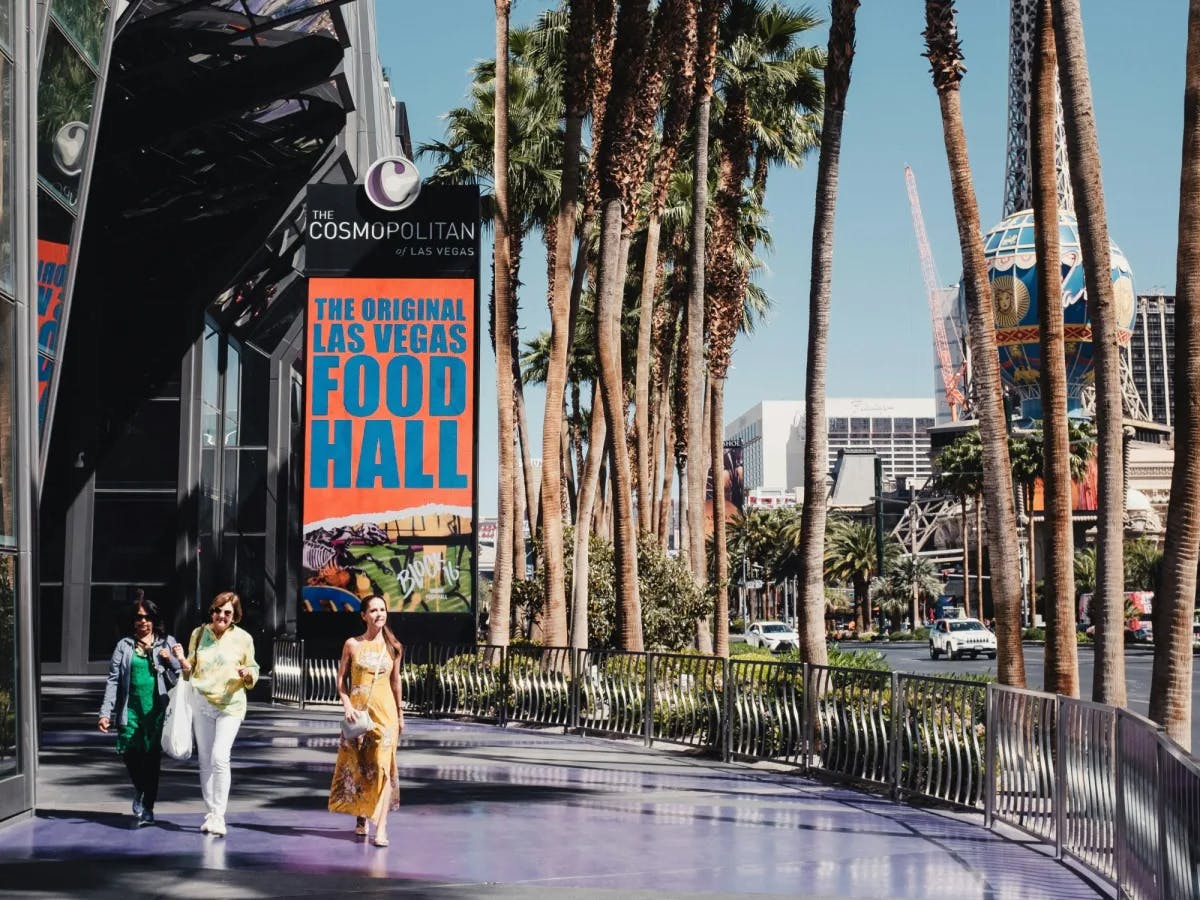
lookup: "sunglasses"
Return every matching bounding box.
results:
[133,614,153,621]
[210,608,234,618]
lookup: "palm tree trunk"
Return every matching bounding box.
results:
[1149,0,1200,749]
[960,495,971,618]
[571,383,608,651]
[711,377,729,657]
[1032,0,1080,696]
[1051,0,1125,705]
[975,495,984,615]
[538,0,593,650]
[487,0,515,648]
[798,0,859,666]
[925,0,1026,685]
[685,0,721,649]
[657,370,675,548]
[634,216,663,536]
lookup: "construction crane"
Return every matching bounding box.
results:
[905,165,966,421]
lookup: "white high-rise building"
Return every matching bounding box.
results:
[725,398,937,496]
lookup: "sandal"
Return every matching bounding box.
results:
[372,824,389,847]
[354,817,369,836]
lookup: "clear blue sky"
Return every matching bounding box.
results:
[377,1,1187,517]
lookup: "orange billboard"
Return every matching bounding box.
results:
[302,277,476,613]
[1030,455,1099,514]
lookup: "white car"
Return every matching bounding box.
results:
[929,617,997,660]
[745,621,799,653]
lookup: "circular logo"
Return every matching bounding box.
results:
[991,274,1031,327]
[364,156,421,211]
[52,121,89,176]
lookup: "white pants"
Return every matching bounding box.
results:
[192,696,242,819]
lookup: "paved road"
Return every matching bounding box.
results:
[862,642,1199,751]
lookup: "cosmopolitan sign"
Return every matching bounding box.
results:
[302,182,480,617]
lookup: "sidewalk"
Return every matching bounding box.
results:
[0,678,1113,898]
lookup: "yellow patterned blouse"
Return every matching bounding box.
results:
[186,624,259,720]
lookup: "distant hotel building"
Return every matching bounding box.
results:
[1130,293,1175,428]
[725,398,937,498]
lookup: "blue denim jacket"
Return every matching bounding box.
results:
[99,635,184,728]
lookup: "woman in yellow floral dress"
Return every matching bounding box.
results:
[328,595,404,846]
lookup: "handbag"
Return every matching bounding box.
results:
[161,680,195,760]
[340,639,386,741]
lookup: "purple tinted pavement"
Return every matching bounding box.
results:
[0,679,1111,898]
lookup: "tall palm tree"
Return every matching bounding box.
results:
[705,1,822,658]
[797,0,858,667]
[1050,0,1125,706]
[935,430,983,618]
[1150,0,1200,750]
[488,0,516,647]
[592,0,658,651]
[634,0,697,539]
[924,0,1026,686]
[1031,0,1077,698]
[684,0,723,653]
[537,0,594,650]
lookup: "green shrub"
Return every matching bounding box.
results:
[1022,627,1046,641]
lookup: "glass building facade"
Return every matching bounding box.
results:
[1,0,402,825]
[1,0,38,825]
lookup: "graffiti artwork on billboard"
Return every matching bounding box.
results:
[36,240,69,426]
[302,277,476,613]
[704,443,745,536]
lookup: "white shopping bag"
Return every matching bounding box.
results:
[161,681,194,760]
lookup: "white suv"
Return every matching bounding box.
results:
[929,617,997,660]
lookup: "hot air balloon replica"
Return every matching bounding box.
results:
[982,208,1137,424]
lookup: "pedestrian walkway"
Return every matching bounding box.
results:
[0,678,1112,898]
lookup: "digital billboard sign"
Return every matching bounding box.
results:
[302,182,480,618]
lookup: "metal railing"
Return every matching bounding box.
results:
[272,640,1199,898]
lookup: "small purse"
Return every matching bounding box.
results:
[340,640,386,741]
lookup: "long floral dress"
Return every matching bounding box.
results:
[328,638,400,818]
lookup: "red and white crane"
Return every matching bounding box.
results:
[905,165,966,421]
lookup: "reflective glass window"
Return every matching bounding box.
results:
[0,2,9,52]
[95,397,180,489]
[39,584,63,664]
[50,0,108,68]
[37,26,97,207]
[0,552,15,776]
[223,340,240,446]
[0,54,12,296]
[235,449,267,533]
[0,298,13,545]
[91,494,177,583]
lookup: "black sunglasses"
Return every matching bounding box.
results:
[133,614,153,621]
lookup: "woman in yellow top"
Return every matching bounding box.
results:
[171,590,259,837]
[328,595,404,847]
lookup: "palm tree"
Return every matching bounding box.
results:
[634,0,697,539]
[1050,0,1125,707]
[924,0,1026,686]
[1150,0,1200,750]
[935,430,983,619]
[706,0,822,658]
[592,0,659,651]
[538,0,595,650]
[875,555,944,632]
[684,0,723,653]
[1124,539,1162,593]
[822,516,895,631]
[489,0,516,647]
[1074,546,1097,594]
[796,0,858,668]
[1030,0,1077,698]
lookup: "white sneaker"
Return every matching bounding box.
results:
[209,816,227,837]
[200,814,213,834]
